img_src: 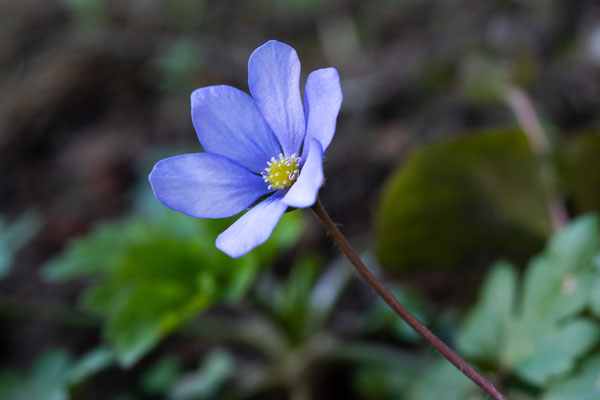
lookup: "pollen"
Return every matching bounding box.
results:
[261,153,301,190]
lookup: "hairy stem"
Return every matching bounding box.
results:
[310,199,508,400]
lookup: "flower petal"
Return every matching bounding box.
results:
[303,68,343,153]
[216,193,287,258]
[149,153,271,219]
[191,85,281,173]
[248,40,305,158]
[282,138,324,208]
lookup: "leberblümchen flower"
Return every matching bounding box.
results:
[149,40,342,257]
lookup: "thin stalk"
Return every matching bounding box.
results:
[505,87,569,230]
[310,199,508,400]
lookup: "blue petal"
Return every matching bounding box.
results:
[282,138,324,208]
[216,193,287,258]
[248,40,305,158]
[149,153,271,219]
[191,85,282,174]
[303,68,342,153]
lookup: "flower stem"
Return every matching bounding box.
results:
[310,198,508,400]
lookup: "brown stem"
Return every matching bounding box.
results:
[310,199,508,400]
[505,87,569,230]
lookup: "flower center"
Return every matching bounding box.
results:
[262,153,301,190]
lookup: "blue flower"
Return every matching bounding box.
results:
[149,40,343,258]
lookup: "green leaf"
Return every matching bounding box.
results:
[0,347,113,400]
[456,215,600,387]
[269,253,321,339]
[589,272,600,317]
[0,349,71,400]
[457,261,517,364]
[363,285,429,343]
[44,209,304,366]
[561,132,600,214]
[406,361,484,400]
[375,128,550,271]
[498,216,600,385]
[66,346,115,385]
[141,356,183,395]
[0,212,42,279]
[170,350,233,400]
[541,354,600,400]
[514,318,600,386]
[503,216,599,374]
[353,345,429,400]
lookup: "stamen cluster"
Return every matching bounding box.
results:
[261,153,301,190]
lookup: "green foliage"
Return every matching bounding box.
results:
[456,261,517,365]
[0,212,41,279]
[0,347,114,400]
[406,361,483,400]
[268,253,322,340]
[376,128,550,271]
[541,355,600,400]
[561,133,600,214]
[44,210,303,367]
[253,252,354,344]
[354,353,426,400]
[590,272,600,317]
[141,356,183,396]
[363,285,430,342]
[66,346,114,385]
[457,215,600,388]
[169,350,233,400]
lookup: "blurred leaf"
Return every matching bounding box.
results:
[363,285,429,342]
[66,346,115,385]
[353,345,428,400]
[169,350,233,400]
[541,354,600,400]
[355,364,417,400]
[44,209,303,366]
[561,132,600,214]
[406,361,483,400]
[513,318,599,385]
[376,128,550,271]
[270,253,321,340]
[502,215,599,386]
[589,272,600,317]
[457,261,517,364]
[0,212,42,279]
[457,215,600,387]
[0,347,111,400]
[141,356,183,396]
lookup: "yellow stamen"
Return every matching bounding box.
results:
[262,153,301,190]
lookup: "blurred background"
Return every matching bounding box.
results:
[1,1,600,399]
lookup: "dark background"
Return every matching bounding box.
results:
[1,0,599,398]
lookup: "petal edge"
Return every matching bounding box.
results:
[149,153,271,219]
[248,40,305,158]
[303,67,342,153]
[216,193,287,258]
[282,138,324,208]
